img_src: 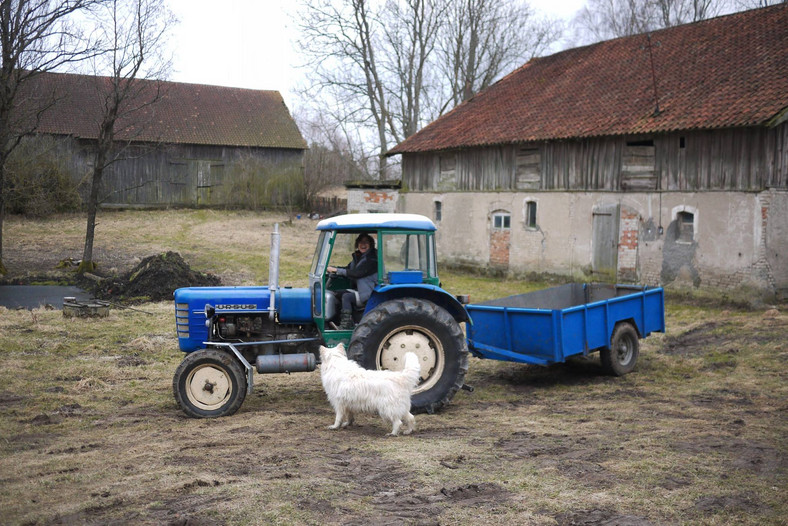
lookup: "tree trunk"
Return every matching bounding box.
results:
[78,139,108,274]
[0,157,5,275]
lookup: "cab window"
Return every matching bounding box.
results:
[310,231,331,277]
[380,232,436,283]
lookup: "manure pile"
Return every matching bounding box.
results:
[91,252,220,303]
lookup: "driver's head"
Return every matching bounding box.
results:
[355,233,375,252]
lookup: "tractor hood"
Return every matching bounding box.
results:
[174,286,312,352]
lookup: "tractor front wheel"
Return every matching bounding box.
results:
[173,348,247,418]
[348,298,468,414]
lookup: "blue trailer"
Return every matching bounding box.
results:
[466,284,665,375]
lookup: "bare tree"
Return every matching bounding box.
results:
[572,0,654,42]
[296,107,370,209]
[436,0,560,110]
[571,0,732,44]
[733,0,786,7]
[77,0,174,273]
[296,0,561,179]
[381,0,447,142]
[654,0,720,25]
[298,0,394,178]
[0,0,97,275]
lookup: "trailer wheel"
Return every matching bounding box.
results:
[173,348,247,418]
[348,298,468,414]
[600,322,639,376]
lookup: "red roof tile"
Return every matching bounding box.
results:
[24,72,306,149]
[389,5,788,154]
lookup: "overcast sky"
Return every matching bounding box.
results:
[166,0,586,107]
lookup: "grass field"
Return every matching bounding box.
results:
[1,210,785,525]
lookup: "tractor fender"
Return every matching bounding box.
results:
[365,284,469,323]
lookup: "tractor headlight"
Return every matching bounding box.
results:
[204,303,215,319]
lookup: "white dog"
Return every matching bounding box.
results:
[319,343,420,436]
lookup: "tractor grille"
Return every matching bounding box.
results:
[175,303,190,338]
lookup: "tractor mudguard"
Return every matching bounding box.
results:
[365,284,469,323]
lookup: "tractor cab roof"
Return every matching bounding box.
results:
[316,213,436,232]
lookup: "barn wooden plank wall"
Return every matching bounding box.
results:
[402,123,788,192]
[66,141,303,206]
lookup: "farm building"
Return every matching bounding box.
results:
[388,4,788,301]
[22,71,306,207]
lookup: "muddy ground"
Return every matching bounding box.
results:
[2,309,785,525]
[0,211,786,525]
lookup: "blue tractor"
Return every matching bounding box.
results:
[173,213,470,418]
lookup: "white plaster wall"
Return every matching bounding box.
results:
[400,190,771,291]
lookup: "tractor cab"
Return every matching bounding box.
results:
[309,214,440,340]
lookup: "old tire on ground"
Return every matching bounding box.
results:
[347,298,468,414]
[173,348,247,418]
[600,322,640,376]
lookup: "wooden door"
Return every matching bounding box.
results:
[592,204,620,278]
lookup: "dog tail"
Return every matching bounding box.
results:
[402,352,422,389]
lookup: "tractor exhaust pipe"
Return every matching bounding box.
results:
[256,353,316,374]
[268,223,280,321]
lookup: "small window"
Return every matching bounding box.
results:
[434,201,442,222]
[525,201,537,228]
[677,211,694,242]
[492,212,511,230]
[626,139,655,147]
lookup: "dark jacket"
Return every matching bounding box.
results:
[336,248,378,304]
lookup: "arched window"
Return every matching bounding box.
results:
[491,211,511,230]
[671,205,698,243]
[525,200,537,228]
[677,211,694,243]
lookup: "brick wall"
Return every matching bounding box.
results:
[347,188,399,213]
[490,230,510,267]
[617,208,640,282]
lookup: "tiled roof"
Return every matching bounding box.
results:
[389,4,788,154]
[25,72,306,149]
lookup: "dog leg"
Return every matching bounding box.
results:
[401,413,416,435]
[329,409,346,430]
[389,418,403,436]
[341,411,355,428]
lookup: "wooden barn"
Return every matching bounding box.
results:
[24,71,306,207]
[388,5,788,300]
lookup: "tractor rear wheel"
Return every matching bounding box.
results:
[348,298,468,414]
[173,348,247,418]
